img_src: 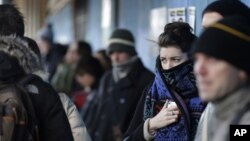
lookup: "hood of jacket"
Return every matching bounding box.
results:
[0,35,48,80]
[0,51,25,83]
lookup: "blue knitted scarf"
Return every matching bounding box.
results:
[144,58,205,141]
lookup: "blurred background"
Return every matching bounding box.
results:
[1,0,250,70]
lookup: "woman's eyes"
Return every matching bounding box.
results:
[160,58,167,63]
[160,58,181,63]
[172,58,181,62]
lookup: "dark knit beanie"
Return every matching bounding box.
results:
[78,41,92,56]
[107,29,137,56]
[202,0,250,19]
[38,24,53,43]
[192,16,250,74]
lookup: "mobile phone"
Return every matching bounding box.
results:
[168,101,177,108]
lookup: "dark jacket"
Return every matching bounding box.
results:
[22,74,74,141]
[124,58,205,141]
[81,90,98,128]
[123,85,150,141]
[91,58,154,141]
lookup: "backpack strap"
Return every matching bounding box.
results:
[0,104,4,136]
[168,87,191,139]
[17,75,40,141]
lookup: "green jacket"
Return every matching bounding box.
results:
[51,62,76,95]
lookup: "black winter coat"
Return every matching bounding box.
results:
[123,86,150,141]
[21,74,74,141]
[91,59,154,141]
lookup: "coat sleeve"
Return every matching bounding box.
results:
[59,93,92,141]
[123,87,149,141]
[87,72,113,140]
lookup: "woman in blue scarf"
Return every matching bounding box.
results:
[124,22,205,141]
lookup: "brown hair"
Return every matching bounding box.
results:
[158,22,196,53]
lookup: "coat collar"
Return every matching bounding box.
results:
[154,57,197,99]
[211,86,250,120]
[113,58,146,89]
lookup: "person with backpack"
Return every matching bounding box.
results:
[193,16,250,141]
[0,35,74,141]
[0,4,74,141]
[0,51,37,141]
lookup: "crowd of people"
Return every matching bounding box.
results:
[0,0,249,141]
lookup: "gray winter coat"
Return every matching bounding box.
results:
[59,93,92,141]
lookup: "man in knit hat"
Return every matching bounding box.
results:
[193,16,250,141]
[202,0,250,28]
[91,29,154,141]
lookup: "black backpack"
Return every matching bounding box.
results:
[0,79,39,141]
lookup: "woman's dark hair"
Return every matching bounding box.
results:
[96,49,112,71]
[75,56,104,89]
[77,41,92,56]
[158,22,196,53]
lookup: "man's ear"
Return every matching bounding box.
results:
[239,70,248,83]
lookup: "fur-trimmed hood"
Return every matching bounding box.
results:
[0,35,48,80]
[0,51,25,82]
